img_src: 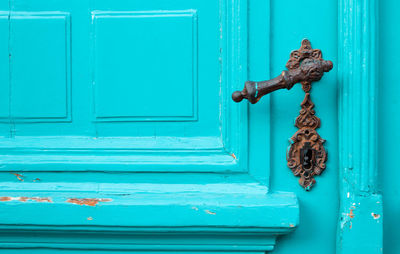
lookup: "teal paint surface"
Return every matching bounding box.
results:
[0,0,247,173]
[0,0,298,252]
[268,0,339,253]
[380,0,400,253]
[337,0,382,253]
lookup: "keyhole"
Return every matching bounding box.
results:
[301,142,314,171]
[303,148,313,170]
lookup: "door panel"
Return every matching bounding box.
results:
[92,10,196,121]
[0,0,247,173]
[0,11,9,119]
[10,13,70,120]
[0,0,299,253]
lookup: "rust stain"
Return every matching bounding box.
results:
[231,153,237,160]
[205,209,216,215]
[66,198,112,206]
[0,197,52,202]
[33,178,41,182]
[371,213,380,220]
[11,173,24,182]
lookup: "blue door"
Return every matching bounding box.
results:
[0,0,387,253]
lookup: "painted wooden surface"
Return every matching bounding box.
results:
[266,0,339,253]
[0,0,386,253]
[337,0,382,253]
[380,0,400,253]
[0,0,297,252]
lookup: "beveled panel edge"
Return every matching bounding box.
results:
[0,11,72,123]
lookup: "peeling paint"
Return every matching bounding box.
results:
[0,197,52,202]
[19,197,52,202]
[371,213,380,220]
[205,209,216,215]
[66,198,112,206]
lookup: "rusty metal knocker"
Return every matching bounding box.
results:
[232,39,333,190]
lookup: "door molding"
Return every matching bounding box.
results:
[337,0,382,252]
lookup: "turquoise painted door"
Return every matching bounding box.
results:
[0,0,385,253]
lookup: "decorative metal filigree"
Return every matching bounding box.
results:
[286,40,328,190]
[287,94,327,190]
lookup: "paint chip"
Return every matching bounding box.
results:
[192,206,199,211]
[0,197,52,202]
[19,197,52,203]
[371,213,380,220]
[205,209,216,215]
[87,217,93,221]
[66,198,112,206]
[11,173,24,182]
[349,209,355,219]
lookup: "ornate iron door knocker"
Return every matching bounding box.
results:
[232,39,333,190]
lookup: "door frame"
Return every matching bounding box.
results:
[337,0,382,253]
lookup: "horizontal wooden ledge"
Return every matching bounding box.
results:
[0,136,245,172]
[0,183,298,251]
[0,152,241,172]
[0,136,224,150]
[0,183,298,231]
